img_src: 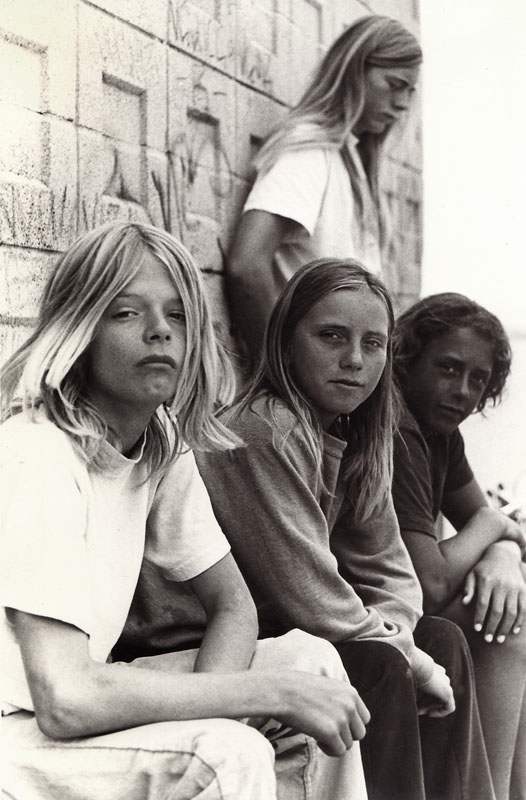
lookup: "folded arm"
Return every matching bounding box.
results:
[12,610,369,756]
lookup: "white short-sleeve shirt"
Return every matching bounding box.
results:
[0,411,230,712]
[243,139,382,292]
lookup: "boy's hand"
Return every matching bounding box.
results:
[463,540,526,642]
[276,671,370,757]
[416,663,455,718]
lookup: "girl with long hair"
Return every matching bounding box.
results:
[391,292,526,800]
[0,223,369,800]
[227,14,422,358]
[198,259,497,800]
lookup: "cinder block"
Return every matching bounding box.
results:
[168,0,237,78]
[78,3,167,150]
[1,0,76,119]
[0,245,56,319]
[0,118,76,252]
[84,0,168,40]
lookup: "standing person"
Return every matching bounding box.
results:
[391,293,526,800]
[0,223,370,800]
[227,14,422,359]
[197,259,496,800]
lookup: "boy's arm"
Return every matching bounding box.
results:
[13,609,368,755]
[189,553,259,672]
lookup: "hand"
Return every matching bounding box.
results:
[416,663,455,718]
[276,671,370,757]
[499,516,526,555]
[462,541,526,642]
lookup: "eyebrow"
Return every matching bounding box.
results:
[112,292,183,305]
[437,354,491,374]
[318,323,388,339]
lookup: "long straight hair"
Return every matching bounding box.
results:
[1,223,240,472]
[254,15,422,256]
[229,258,397,521]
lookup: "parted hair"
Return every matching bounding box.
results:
[0,222,239,472]
[229,258,397,521]
[393,292,512,412]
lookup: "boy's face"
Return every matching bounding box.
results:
[405,327,494,435]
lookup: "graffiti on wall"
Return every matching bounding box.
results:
[168,0,273,91]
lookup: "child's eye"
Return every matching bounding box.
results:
[320,330,344,342]
[169,310,186,323]
[113,309,137,319]
[365,339,383,349]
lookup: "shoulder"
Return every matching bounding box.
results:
[394,407,428,463]
[226,394,302,445]
[0,410,80,470]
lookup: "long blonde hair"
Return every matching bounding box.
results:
[229,259,398,521]
[1,223,239,472]
[254,15,422,254]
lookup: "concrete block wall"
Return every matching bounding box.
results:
[0,0,421,363]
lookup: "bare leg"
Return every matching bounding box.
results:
[442,595,526,800]
[510,684,526,800]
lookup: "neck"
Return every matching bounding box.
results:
[91,397,156,454]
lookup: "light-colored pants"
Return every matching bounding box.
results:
[2,630,367,800]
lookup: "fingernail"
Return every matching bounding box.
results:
[474,623,482,632]
[462,596,469,605]
[484,634,493,643]
[496,635,505,644]
[513,626,521,635]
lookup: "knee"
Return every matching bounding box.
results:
[339,640,414,695]
[272,629,348,682]
[416,616,475,703]
[198,720,275,776]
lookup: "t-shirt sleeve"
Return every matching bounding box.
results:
[392,423,437,539]
[443,429,473,493]
[145,449,230,582]
[243,148,329,235]
[0,424,91,635]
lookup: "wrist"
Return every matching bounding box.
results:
[410,646,434,686]
[487,539,522,560]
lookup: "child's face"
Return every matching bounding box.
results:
[353,64,419,135]
[87,253,186,423]
[289,286,389,430]
[405,327,494,435]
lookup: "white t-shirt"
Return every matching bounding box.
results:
[0,411,230,713]
[243,139,382,294]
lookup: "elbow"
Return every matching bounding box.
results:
[421,575,452,615]
[31,668,102,740]
[34,685,88,740]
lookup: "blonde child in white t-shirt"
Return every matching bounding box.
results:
[0,222,369,800]
[227,15,422,360]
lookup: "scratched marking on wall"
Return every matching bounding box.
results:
[168,0,273,91]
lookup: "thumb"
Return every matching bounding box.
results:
[463,571,475,605]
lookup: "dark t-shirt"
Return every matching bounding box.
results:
[392,407,474,540]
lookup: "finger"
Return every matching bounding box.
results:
[482,592,506,641]
[463,572,476,605]
[317,733,347,758]
[473,583,492,634]
[354,695,371,727]
[347,713,367,742]
[340,724,356,751]
[495,592,518,641]
[512,589,526,635]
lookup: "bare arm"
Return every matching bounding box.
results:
[402,479,525,613]
[190,553,258,672]
[227,210,298,358]
[13,610,369,755]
